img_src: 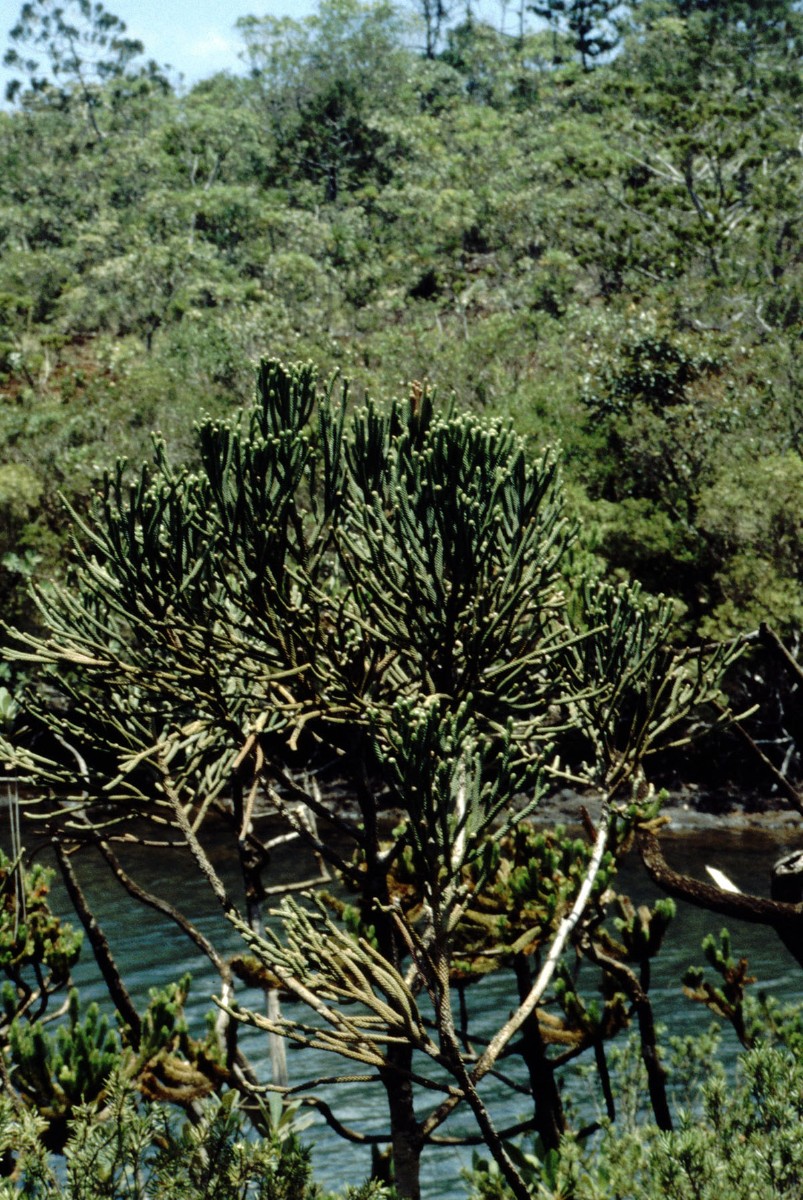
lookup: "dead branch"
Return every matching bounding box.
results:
[637,826,803,968]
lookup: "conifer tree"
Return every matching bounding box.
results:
[528,0,618,67]
[4,0,168,132]
[1,360,738,1199]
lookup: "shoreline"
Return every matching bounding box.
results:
[529,784,803,840]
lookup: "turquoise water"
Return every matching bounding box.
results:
[9,819,803,1196]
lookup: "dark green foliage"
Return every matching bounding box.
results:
[8,990,119,1149]
[0,1071,327,1199]
[467,1039,803,1199]
[528,0,619,68]
[237,1,407,203]
[339,397,570,718]
[5,966,226,1150]
[374,700,540,890]
[0,358,737,1199]
[610,894,676,963]
[683,927,759,1047]
[439,823,619,970]
[2,357,732,827]
[0,0,800,668]
[0,850,81,1019]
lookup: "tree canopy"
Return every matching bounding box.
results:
[0,357,746,1198]
[1,0,803,1193]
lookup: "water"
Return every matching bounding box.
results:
[7,817,803,1196]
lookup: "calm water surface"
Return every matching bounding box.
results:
[9,817,803,1197]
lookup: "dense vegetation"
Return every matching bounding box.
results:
[0,356,801,1198]
[1,1,803,1196]
[1,0,801,652]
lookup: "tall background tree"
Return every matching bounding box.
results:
[3,0,168,135]
[528,0,618,66]
[0,360,741,1198]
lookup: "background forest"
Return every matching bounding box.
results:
[1,0,801,655]
[1,3,803,1198]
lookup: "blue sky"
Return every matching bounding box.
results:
[2,0,511,102]
[0,0,319,99]
[108,0,319,85]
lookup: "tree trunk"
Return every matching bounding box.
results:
[381,1049,423,1200]
[358,763,423,1197]
[53,837,142,1048]
[591,946,672,1131]
[513,954,565,1150]
[232,778,288,1087]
